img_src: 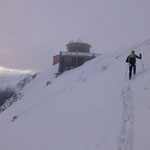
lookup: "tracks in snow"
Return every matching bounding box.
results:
[118,84,134,150]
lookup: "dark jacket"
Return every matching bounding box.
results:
[126,53,142,65]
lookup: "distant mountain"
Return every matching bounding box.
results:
[0,67,33,89]
[0,68,35,112]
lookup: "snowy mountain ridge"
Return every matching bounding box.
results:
[0,39,150,150]
[0,67,33,89]
[0,69,35,112]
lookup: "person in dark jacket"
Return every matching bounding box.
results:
[126,51,142,79]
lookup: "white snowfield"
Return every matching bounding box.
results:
[0,40,150,150]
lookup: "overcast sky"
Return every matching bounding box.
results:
[0,0,150,71]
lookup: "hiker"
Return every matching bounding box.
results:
[126,51,142,80]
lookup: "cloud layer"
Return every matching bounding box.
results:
[0,0,150,71]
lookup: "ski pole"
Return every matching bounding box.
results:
[124,64,128,79]
[141,59,145,72]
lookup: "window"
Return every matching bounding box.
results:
[64,57,72,63]
[63,66,70,71]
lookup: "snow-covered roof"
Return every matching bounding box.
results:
[61,51,100,57]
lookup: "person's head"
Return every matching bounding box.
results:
[131,51,135,54]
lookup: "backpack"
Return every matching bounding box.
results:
[128,54,136,65]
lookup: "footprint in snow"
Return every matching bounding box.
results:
[100,66,107,71]
[11,115,18,122]
[143,87,149,90]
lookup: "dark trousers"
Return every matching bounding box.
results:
[129,65,136,79]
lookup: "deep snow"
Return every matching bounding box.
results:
[0,40,150,150]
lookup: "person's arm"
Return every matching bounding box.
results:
[136,53,142,59]
[126,56,129,62]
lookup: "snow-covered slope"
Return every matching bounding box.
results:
[0,69,34,111]
[0,40,150,150]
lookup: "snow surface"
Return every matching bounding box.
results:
[0,40,150,150]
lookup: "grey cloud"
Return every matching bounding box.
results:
[0,0,150,71]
